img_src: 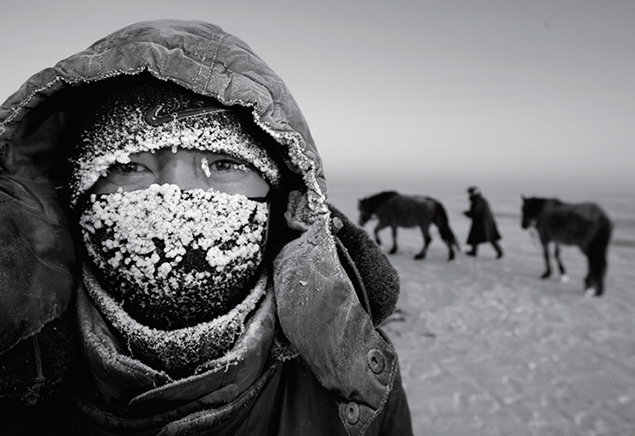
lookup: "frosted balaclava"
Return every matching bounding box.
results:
[73,80,280,331]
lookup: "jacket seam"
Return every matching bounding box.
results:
[202,33,226,93]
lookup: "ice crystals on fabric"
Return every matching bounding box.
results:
[79,184,269,330]
[71,105,280,204]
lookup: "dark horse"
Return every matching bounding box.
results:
[521,196,612,296]
[358,191,460,260]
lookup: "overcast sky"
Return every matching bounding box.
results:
[1,0,633,192]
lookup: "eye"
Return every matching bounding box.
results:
[108,162,148,174]
[211,158,248,172]
[96,159,155,190]
[201,156,251,177]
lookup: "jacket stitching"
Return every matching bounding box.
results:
[202,33,226,94]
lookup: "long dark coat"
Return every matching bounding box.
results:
[0,20,412,435]
[465,194,501,245]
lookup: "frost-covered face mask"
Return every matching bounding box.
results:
[79,183,270,330]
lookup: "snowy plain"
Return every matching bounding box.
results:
[328,175,635,436]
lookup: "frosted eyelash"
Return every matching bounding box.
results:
[201,157,211,177]
[201,157,250,177]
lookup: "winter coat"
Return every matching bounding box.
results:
[464,194,501,245]
[0,20,412,435]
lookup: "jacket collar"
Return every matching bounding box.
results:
[274,200,399,436]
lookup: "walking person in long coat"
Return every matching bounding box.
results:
[463,186,504,259]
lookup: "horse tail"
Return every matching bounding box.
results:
[586,213,613,295]
[589,213,612,259]
[432,200,460,251]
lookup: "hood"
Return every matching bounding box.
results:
[0,20,398,436]
[0,19,327,352]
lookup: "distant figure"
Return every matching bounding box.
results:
[463,186,503,259]
[521,196,612,296]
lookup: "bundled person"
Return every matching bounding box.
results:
[0,20,412,435]
[463,186,503,259]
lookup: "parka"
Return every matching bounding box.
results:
[464,193,501,245]
[0,20,413,435]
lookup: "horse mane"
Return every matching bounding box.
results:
[361,191,399,213]
[526,197,562,207]
[422,195,439,205]
[523,197,564,221]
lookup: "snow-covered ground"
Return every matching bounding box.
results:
[328,177,635,436]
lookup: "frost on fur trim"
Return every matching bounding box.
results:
[79,184,269,329]
[71,105,280,204]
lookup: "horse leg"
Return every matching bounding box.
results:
[584,255,596,297]
[554,244,569,282]
[389,226,399,254]
[540,242,552,279]
[443,230,455,261]
[374,222,387,247]
[583,261,595,297]
[415,226,431,260]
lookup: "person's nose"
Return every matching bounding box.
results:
[157,152,208,190]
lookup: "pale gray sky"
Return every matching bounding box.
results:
[1,0,633,191]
